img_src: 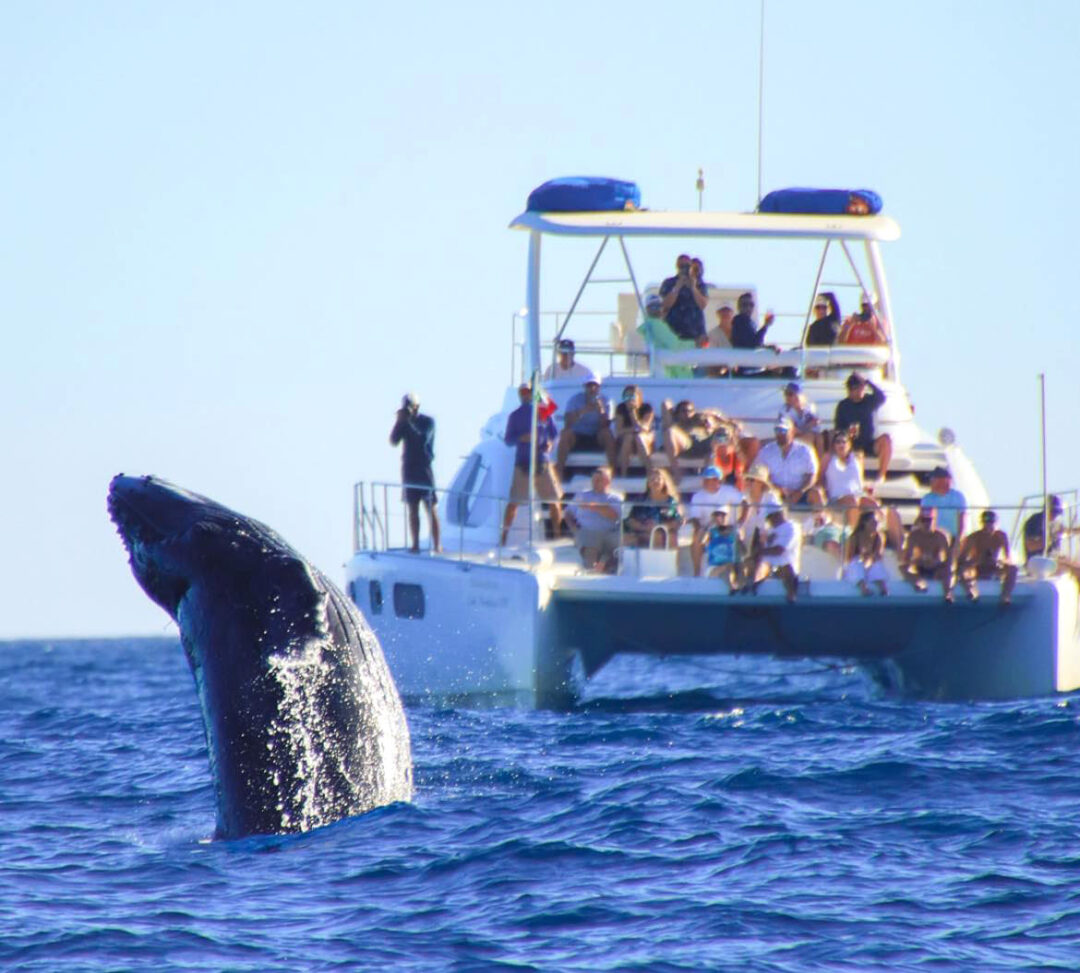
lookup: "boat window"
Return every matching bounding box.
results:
[446,452,493,527]
[393,582,425,619]
[369,580,383,615]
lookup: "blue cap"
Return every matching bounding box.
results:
[703,466,722,479]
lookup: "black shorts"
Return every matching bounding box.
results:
[404,486,436,506]
[684,438,713,459]
[571,432,603,451]
[911,565,940,580]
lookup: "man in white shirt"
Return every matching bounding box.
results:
[543,338,597,382]
[687,465,745,576]
[747,503,801,601]
[757,417,819,507]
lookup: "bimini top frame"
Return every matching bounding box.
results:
[508,208,903,382]
[509,209,901,241]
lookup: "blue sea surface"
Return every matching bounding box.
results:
[3,638,1080,971]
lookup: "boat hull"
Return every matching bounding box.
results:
[346,553,1080,705]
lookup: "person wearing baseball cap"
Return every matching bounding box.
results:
[542,337,596,382]
[501,382,563,546]
[833,372,892,483]
[778,381,823,457]
[556,376,615,479]
[757,415,819,507]
[390,392,441,553]
[744,499,801,601]
[919,465,967,549]
[687,465,745,577]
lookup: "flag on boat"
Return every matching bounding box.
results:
[534,381,557,421]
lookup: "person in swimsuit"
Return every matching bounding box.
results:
[957,510,1018,604]
[843,508,889,596]
[900,507,954,601]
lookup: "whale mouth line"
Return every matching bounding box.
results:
[108,479,187,550]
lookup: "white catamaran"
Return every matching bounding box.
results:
[347,179,1080,705]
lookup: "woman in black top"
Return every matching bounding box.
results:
[613,385,655,477]
[805,291,841,346]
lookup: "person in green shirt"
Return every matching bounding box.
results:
[637,294,696,378]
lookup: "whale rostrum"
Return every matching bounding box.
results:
[108,474,413,838]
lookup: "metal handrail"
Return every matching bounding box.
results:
[352,477,1078,577]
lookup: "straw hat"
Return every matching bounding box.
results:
[743,463,771,484]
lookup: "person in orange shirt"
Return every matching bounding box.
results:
[838,293,889,345]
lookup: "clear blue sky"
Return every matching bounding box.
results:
[2,1,1078,638]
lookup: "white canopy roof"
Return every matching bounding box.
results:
[510,209,901,242]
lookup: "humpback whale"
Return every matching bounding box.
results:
[107,474,413,838]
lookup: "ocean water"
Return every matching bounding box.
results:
[3,639,1080,971]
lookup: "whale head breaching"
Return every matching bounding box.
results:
[107,474,413,838]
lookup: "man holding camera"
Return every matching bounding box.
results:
[658,253,709,342]
[556,378,615,478]
[390,393,441,554]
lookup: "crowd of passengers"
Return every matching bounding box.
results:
[637,253,890,357]
[502,362,1074,602]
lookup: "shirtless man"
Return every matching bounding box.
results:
[900,507,954,602]
[957,510,1018,604]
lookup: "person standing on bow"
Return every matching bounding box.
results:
[659,253,709,343]
[501,383,563,546]
[390,393,441,554]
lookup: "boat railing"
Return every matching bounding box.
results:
[511,309,890,385]
[1009,490,1080,561]
[353,479,1079,580]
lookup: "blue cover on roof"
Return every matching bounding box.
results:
[758,187,883,215]
[527,177,641,213]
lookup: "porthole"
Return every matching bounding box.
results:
[393,583,425,619]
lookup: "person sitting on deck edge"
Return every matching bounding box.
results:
[957,510,1018,604]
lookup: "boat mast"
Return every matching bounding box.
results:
[526,230,542,376]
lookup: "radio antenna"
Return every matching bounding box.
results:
[756,0,766,208]
[1040,372,1049,554]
